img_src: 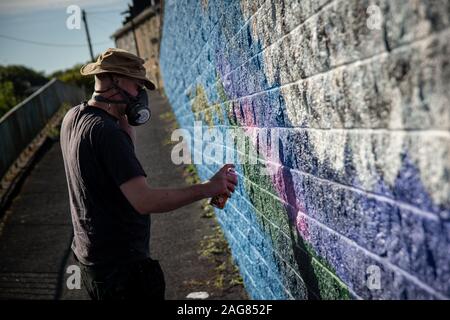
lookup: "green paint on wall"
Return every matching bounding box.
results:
[193,79,353,299]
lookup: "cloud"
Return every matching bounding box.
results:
[0,0,127,15]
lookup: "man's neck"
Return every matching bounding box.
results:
[87,97,123,120]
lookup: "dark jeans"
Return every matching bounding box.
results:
[76,254,166,300]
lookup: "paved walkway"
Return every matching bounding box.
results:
[0,92,247,300]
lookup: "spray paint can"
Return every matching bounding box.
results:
[210,167,235,209]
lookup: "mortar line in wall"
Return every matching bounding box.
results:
[176,0,339,100]
[182,25,450,110]
[231,0,337,66]
[186,0,267,81]
[220,223,288,299]
[185,4,203,65]
[236,265,267,299]
[221,0,270,50]
[202,148,437,282]
[204,160,350,294]
[294,209,448,299]
[167,5,226,98]
[223,207,297,299]
[239,264,277,300]
[226,248,264,299]
[175,0,342,101]
[171,0,342,105]
[229,220,274,275]
[240,158,441,223]
[227,196,361,300]
[230,194,345,287]
[232,184,366,298]
[226,194,288,241]
[190,137,446,221]
[229,145,447,222]
[182,115,450,132]
[202,164,293,238]
[252,155,443,222]
[170,0,253,96]
[269,234,362,300]
[231,193,292,242]
[192,143,447,297]
[233,169,448,298]
[235,193,362,299]
[192,124,448,296]
[210,0,341,84]
[177,115,450,134]
[182,124,450,134]
[168,0,272,100]
[227,196,254,227]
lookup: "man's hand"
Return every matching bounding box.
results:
[203,164,238,198]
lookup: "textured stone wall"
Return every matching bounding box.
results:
[160,0,450,299]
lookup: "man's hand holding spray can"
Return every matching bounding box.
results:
[210,166,237,209]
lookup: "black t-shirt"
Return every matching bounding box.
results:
[60,102,150,266]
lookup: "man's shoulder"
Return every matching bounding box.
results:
[62,104,113,139]
[61,103,85,125]
[63,103,114,128]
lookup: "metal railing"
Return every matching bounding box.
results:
[0,78,85,180]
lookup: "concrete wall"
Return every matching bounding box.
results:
[160,0,450,299]
[113,6,163,91]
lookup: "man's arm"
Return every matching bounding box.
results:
[120,164,237,214]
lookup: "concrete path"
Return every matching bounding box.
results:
[0,91,247,300]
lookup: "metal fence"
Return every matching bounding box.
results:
[0,78,85,180]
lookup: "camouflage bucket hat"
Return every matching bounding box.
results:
[80,48,156,90]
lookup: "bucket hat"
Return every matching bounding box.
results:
[80,48,156,90]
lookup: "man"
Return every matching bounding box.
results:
[60,48,237,300]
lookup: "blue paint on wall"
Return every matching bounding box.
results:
[160,0,450,299]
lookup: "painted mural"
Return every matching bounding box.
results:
[160,0,450,299]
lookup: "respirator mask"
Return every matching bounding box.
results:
[93,76,151,126]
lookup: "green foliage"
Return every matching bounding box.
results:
[0,62,93,119]
[199,226,245,290]
[183,164,201,184]
[0,65,48,96]
[50,63,94,96]
[0,65,49,118]
[0,81,17,118]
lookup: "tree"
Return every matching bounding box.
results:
[0,65,49,118]
[50,63,94,96]
[0,81,17,118]
[0,65,48,98]
[0,62,93,119]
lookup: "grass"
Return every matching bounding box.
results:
[199,225,245,290]
[183,164,201,185]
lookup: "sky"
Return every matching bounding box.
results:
[0,0,132,75]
